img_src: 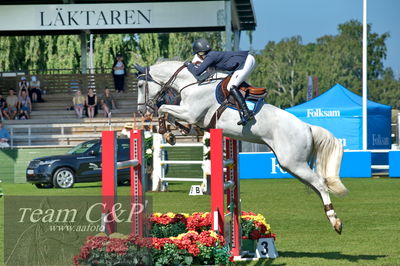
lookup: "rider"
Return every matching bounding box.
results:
[185,39,256,126]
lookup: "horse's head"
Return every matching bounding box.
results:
[134,63,161,116]
[134,61,192,116]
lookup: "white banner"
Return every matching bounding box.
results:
[0,2,225,31]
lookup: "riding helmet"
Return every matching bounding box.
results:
[192,39,212,55]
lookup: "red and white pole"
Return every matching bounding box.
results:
[210,128,241,257]
[130,129,144,236]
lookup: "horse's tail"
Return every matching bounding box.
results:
[309,125,348,196]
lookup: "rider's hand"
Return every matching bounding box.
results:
[184,61,191,67]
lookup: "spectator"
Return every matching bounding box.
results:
[18,76,29,96]
[30,76,43,102]
[0,93,6,121]
[0,121,10,148]
[85,88,98,118]
[3,89,19,120]
[18,89,32,120]
[101,87,116,118]
[112,53,126,93]
[72,90,85,119]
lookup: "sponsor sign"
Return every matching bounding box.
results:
[239,151,372,179]
[389,151,400,178]
[306,108,341,118]
[0,1,225,31]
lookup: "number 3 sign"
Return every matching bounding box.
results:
[255,238,278,259]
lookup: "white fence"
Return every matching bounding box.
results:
[151,133,210,191]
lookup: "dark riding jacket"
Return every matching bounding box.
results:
[187,51,249,79]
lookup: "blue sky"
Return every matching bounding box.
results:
[240,0,400,78]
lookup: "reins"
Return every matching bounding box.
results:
[138,64,224,111]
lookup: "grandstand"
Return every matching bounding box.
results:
[0,72,153,147]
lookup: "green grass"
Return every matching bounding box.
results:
[1,178,400,265]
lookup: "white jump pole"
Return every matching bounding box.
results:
[152,133,208,191]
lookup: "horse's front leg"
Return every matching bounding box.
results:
[158,104,202,145]
[158,104,199,124]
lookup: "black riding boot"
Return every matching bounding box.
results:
[230,86,254,125]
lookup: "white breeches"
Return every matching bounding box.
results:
[227,54,256,91]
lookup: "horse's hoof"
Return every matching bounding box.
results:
[158,117,167,134]
[164,133,176,145]
[334,219,343,235]
[180,128,190,135]
[158,125,167,134]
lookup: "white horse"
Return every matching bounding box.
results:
[135,60,348,234]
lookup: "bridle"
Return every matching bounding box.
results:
[137,64,186,113]
[137,63,224,114]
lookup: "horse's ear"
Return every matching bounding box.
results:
[134,63,146,74]
[134,64,154,81]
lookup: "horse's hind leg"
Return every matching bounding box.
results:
[286,163,343,234]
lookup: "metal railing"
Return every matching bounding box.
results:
[7,122,128,147]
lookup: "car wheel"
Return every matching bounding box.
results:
[35,183,54,189]
[117,179,130,186]
[53,167,75,189]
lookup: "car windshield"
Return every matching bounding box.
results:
[67,140,98,155]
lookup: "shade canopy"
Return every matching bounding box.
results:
[286,83,392,150]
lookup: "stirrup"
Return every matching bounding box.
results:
[237,112,254,126]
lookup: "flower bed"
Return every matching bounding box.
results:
[74,211,274,265]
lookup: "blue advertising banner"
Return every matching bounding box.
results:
[239,153,292,179]
[389,151,400,178]
[239,151,372,179]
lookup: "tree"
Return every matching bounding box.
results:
[249,20,396,108]
[369,69,400,109]
[250,36,307,107]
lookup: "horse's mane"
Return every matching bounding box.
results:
[154,58,183,65]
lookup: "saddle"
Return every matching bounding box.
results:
[219,76,267,101]
[206,76,267,130]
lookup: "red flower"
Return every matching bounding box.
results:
[187,244,200,256]
[105,238,128,255]
[186,212,211,231]
[251,230,262,240]
[152,237,173,250]
[86,235,108,250]
[173,213,187,224]
[257,223,267,234]
[197,231,217,247]
[241,211,257,216]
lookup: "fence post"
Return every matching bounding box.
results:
[101,131,117,234]
[130,129,145,236]
[210,128,224,234]
[226,137,240,257]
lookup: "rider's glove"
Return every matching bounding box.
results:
[184,61,191,67]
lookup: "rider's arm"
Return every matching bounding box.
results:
[187,54,215,77]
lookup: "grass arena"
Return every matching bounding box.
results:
[1,1,400,265]
[0,177,399,265]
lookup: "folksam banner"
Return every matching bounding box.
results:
[285,83,392,151]
[239,151,372,179]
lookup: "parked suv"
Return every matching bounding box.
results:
[26,138,131,189]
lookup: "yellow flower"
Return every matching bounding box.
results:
[109,232,127,239]
[209,230,218,239]
[170,231,199,240]
[166,212,176,218]
[152,212,162,217]
[181,213,190,218]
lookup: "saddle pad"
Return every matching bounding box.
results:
[215,81,264,113]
